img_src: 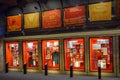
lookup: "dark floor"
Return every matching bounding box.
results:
[0,72,120,80]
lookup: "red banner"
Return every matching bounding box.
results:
[42,9,61,28]
[64,6,85,27]
[7,15,21,32]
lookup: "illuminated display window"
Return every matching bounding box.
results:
[23,41,38,68]
[42,40,60,70]
[64,38,85,71]
[90,37,113,72]
[6,42,19,68]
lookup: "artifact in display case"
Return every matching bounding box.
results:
[23,41,38,68]
[42,40,60,70]
[90,37,113,72]
[6,42,19,68]
[64,38,84,71]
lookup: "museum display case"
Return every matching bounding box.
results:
[90,37,113,72]
[42,40,60,70]
[6,42,19,68]
[64,38,84,71]
[23,41,39,68]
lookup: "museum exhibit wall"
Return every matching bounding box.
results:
[0,0,120,77]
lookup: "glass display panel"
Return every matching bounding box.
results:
[42,40,60,70]
[24,12,40,29]
[42,9,61,28]
[64,6,85,27]
[23,41,38,68]
[64,38,84,71]
[90,37,113,72]
[7,15,22,32]
[89,1,112,22]
[6,42,19,68]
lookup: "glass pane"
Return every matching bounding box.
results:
[6,42,19,68]
[23,41,38,68]
[90,37,113,72]
[42,40,60,70]
[64,38,84,71]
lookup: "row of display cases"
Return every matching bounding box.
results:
[4,37,117,71]
[3,30,120,77]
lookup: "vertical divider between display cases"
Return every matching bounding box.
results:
[114,35,119,77]
[113,36,117,77]
[38,40,42,72]
[19,41,23,72]
[115,35,119,77]
[85,36,90,75]
[59,38,64,73]
[3,41,6,73]
[85,36,89,74]
[118,36,120,77]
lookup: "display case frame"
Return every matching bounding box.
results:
[63,36,87,76]
[64,38,85,71]
[87,35,117,77]
[21,40,40,72]
[40,38,64,74]
[41,39,60,70]
[4,41,23,72]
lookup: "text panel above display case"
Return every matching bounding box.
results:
[64,38,84,71]
[64,6,85,27]
[24,12,40,29]
[89,1,112,22]
[7,15,22,32]
[23,41,38,68]
[42,9,61,28]
[90,37,113,72]
[6,42,19,68]
[42,40,60,70]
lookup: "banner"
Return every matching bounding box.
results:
[64,6,85,27]
[7,15,21,32]
[89,2,112,21]
[42,9,61,28]
[24,12,40,29]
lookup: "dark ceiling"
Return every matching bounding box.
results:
[0,0,37,12]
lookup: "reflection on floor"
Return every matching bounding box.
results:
[0,72,119,80]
